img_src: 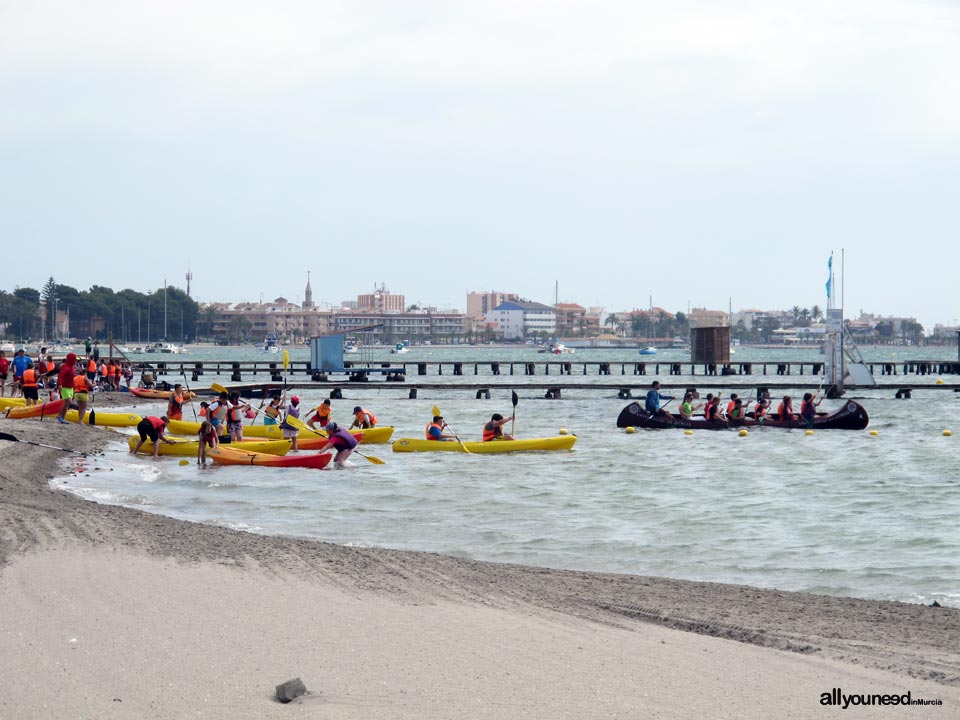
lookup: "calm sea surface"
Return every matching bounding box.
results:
[56,345,960,607]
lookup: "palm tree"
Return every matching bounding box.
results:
[810,305,823,323]
[790,305,803,325]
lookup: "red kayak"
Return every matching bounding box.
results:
[5,399,66,419]
[208,446,332,469]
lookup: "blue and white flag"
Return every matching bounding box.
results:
[825,254,833,300]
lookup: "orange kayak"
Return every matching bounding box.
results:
[208,446,332,469]
[129,387,197,401]
[5,399,66,419]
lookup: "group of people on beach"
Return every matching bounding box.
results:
[645,380,823,427]
[0,346,134,406]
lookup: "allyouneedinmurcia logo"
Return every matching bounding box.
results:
[820,688,943,709]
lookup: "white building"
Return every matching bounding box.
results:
[486,300,556,339]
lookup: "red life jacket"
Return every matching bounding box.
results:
[425,422,443,440]
[147,416,165,432]
[482,421,501,442]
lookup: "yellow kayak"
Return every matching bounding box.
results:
[392,435,577,453]
[66,410,142,427]
[0,398,27,410]
[165,419,395,444]
[127,436,291,457]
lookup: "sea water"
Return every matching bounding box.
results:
[55,347,960,607]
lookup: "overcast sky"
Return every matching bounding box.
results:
[2,1,958,329]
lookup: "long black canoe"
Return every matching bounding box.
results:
[616,400,870,431]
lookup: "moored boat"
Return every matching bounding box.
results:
[208,446,332,468]
[392,435,577,453]
[638,346,657,355]
[127,436,291,457]
[616,400,870,431]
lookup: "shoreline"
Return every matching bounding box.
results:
[1,397,958,717]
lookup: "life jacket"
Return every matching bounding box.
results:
[45,360,55,374]
[147,416,165,432]
[22,368,38,388]
[354,408,377,426]
[482,421,501,442]
[107,363,118,378]
[755,402,767,418]
[199,425,217,443]
[227,404,244,423]
[87,359,97,374]
[315,405,331,422]
[729,404,744,420]
[704,402,718,421]
[778,402,793,419]
[264,403,281,420]
[74,375,90,393]
[425,422,444,440]
[211,401,229,421]
[727,401,737,416]
[329,427,358,449]
[168,392,184,415]
[98,363,106,377]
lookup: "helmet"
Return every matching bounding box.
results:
[291,395,300,403]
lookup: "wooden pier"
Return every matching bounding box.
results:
[136,358,960,383]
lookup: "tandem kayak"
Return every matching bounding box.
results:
[392,435,577,453]
[208,446,332,468]
[127,436,291,457]
[616,400,870,431]
[165,419,394,444]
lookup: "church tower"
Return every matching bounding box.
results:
[303,271,314,309]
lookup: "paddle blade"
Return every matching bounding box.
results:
[360,453,385,465]
[283,350,290,370]
[512,390,519,407]
[432,405,441,417]
[88,410,96,425]
[211,382,227,394]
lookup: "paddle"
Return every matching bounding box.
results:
[181,370,198,421]
[283,413,385,465]
[88,383,96,425]
[511,390,518,437]
[0,430,90,455]
[432,404,471,453]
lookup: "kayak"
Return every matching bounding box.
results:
[616,400,870,431]
[208,446,332,468]
[127,436,291,457]
[65,410,143,427]
[392,435,577,453]
[296,431,363,451]
[0,398,26,410]
[165,419,394,444]
[129,387,197,401]
[5,399,66,419]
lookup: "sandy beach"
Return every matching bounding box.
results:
[1,397,958,719]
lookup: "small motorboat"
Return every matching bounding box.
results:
[638,347,657,355]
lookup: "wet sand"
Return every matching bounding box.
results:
[0,397,958,718]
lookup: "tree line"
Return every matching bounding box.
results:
[0,279,199,344]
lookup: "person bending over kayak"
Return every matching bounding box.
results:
[482,413,515,441]
[426,415,456,441]
[130,415,175,458]
[197,420,219,464]
[307,398,332,429]
[349,405,377,430]
[316,422,358,468]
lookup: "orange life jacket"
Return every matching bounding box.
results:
[727,401,736,416]
[482,421,501,442]
[74,375,90,393]
[354,408,377,426]
[87,359,97,373]
[778,402,793,419]
[425,422,443,440]
[22,368,38,388]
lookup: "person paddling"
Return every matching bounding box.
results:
[482,413,515,441]
[800,392,822,429]
[777,395,796,422]
[645,381,673,418]
[425,415,456,441]
[679,392,702,420]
